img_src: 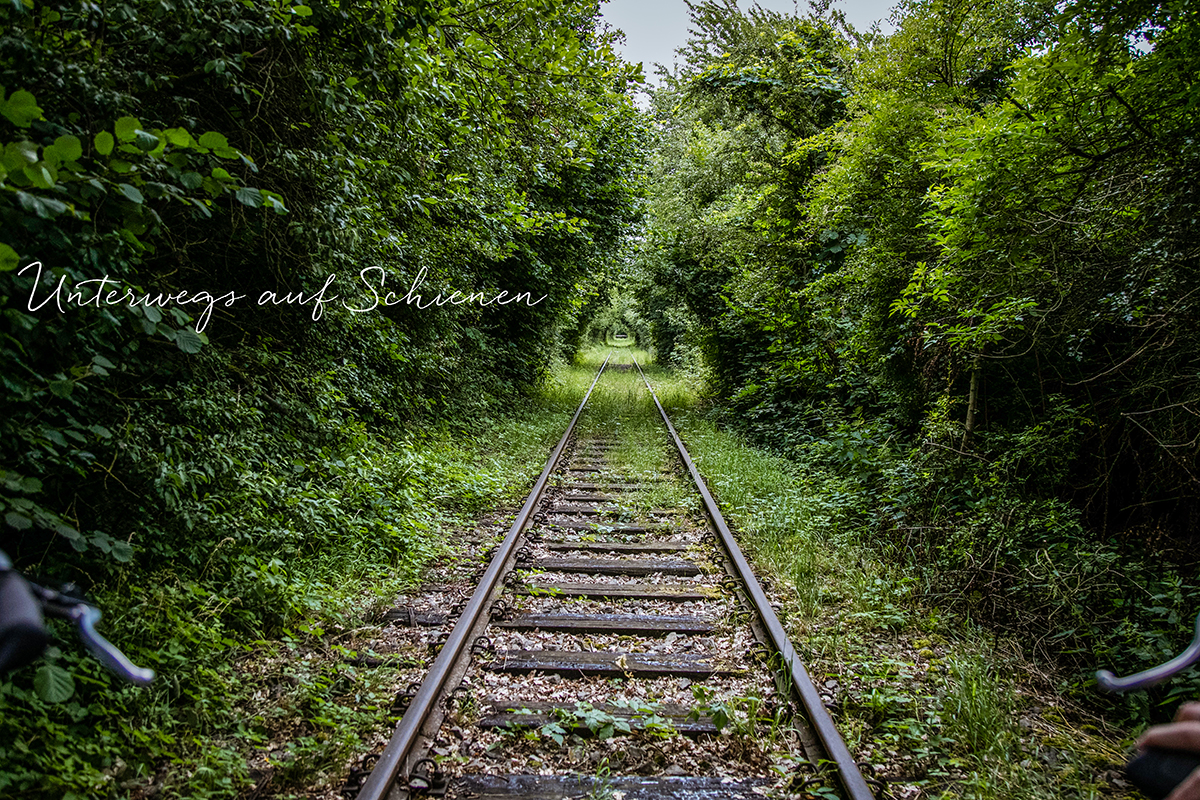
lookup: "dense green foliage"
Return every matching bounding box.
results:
[636,0,1199,713]
[0,0,643,794]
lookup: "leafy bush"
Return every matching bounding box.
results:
[1,0,643,794]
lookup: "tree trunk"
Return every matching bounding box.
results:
[962,354,982,449]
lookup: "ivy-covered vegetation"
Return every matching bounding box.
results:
[635,0,1199,717]
[1,0,642,794]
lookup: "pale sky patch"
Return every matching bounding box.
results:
[600,0,896,95]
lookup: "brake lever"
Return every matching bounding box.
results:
[36,587,155,685]
[1097,611,1200,692]
[1096,610,1200,800]
[64,604,155,685]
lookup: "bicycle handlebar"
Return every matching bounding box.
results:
[0,562,49,674]
[1096,610,1200,800]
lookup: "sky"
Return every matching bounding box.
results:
[600,0,897,91]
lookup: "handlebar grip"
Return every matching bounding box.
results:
[70,605,155,685]
[0,568,50,674]
[1127,748,1200,800]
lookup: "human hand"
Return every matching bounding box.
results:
[1138,703,1200,800]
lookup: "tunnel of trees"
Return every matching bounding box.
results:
[2,0,1198,795]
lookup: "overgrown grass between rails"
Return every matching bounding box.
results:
[568,346,692,513]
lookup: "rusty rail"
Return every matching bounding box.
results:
[633,357,876,800]
[354,353,610,800]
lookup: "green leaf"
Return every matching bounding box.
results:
[19,476,42,493]
[34,665,75,703]
[17,191,68,218]
[176,328,203,354]
[1,89,42,127]
[55,524,82,543]
[118,183,144,204]
[0,242,18,272]
[4,511,32,530]
[4,140,39,169]
[48,379,74,398]
[111,541,133,563]
[94,131,115,156]
[292,5,313,16]
[198,131,229,150]
[53,134,82,162]
[133,130,159,152]
[235,186,263,208]
[123,210,149,235]
[27,164,55,189]
[41,144,63,170]
[164,127,193,148]
[180,171,203,190]
[114,116,142,143]
[91,355,116,369]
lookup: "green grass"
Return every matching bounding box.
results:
[560,347,692,514]
[0,389,575,799]
[628,359,1134,800]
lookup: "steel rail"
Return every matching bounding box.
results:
[356,353,612,800]
[633,358,876,800]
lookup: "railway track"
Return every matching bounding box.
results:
[349,355,878,800]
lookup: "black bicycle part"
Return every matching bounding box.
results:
[1126,748,1200,800]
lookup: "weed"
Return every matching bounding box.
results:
[688,685,784,740]
[942,655,1013,758]
[587,758,615,800]
[612,698,677,738]
[562,702,633,740]
[633,356,1135,800]
[0,374,579,797]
